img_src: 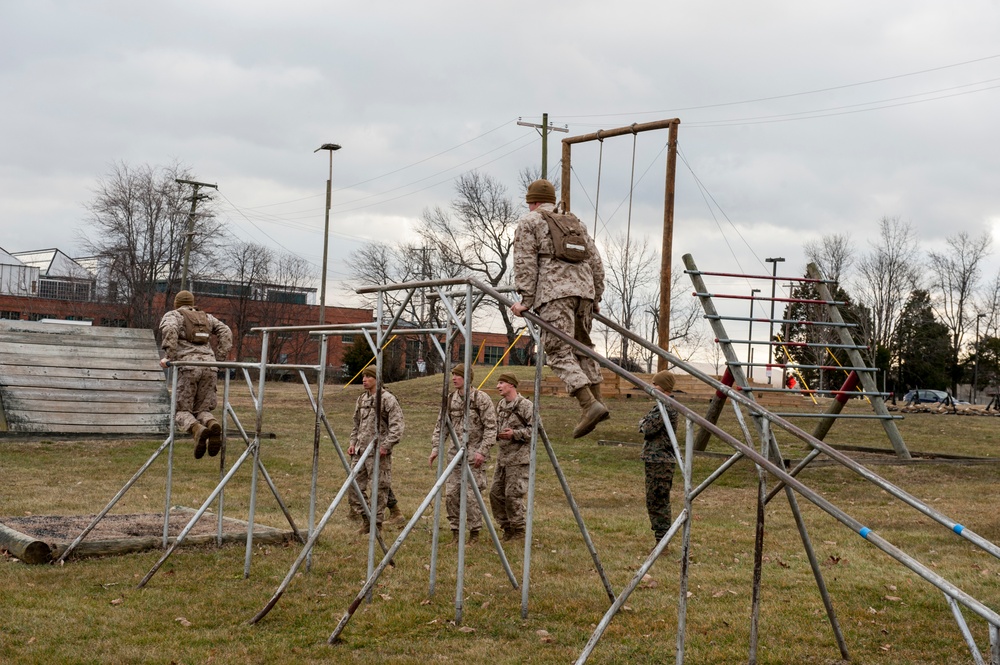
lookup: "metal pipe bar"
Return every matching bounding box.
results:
[947,594,987,665]
[685,268,836,284]
[137,441,258,588]
[720,338,867,350]
[693,291,846,306]
[574,510,689,664]
[167,359,321,371]
[216,370,230,544]
[162,367,179,547]
[748,421,767,665]
[357,276,471,294]
[454,283,475,624]
[597,300,999,559]
[676,418,695,665]
[327,449,466,642]
[307,334,327,571]
[770,413,902,420]
[308,325,449,337]
[464,462,518,589]
[735,362,874,372]
[706,314,858,328]
[748,387,887,396]
[522,338,544,616]
[243,330,270,579]
[56,435,174,563]
[248,438,378,625]
[765,448,824,504]
[690,450,745,500]
[990,623,999,664]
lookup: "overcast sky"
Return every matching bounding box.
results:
[3,1,1000,345]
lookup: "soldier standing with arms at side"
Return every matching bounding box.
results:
[638,370,678,547]
[489,373,535,542]
[347,366,405,534]
[511,179,610,438]
[429,364,497,544]
[159,290,233,459]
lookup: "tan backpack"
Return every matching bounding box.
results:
[179,308,212,345]
[538,209,591,263]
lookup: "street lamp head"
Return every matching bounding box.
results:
[765,257,785,263]
[751,288,761,295]
[315,143,342,152]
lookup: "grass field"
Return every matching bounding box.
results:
[2,366,999,664]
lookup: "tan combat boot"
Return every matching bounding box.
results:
[449,529,460,545]
[387,504,405,524]
[189,422,210,459]
[205,418,223,457]
[589,383,611,424]
[572,386,610,438]
[468,529,480,544]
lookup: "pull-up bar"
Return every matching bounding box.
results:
[685,269,837,284]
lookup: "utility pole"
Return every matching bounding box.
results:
[517,113,568,180]
[175,179,218,293]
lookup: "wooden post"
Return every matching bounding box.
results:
[658,120,679,370]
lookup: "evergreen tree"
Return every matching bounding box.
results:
[894,290,951,392]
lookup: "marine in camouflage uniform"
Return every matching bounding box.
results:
[511,179,609,439]
[488,373,535,541]
[429,364,497,542]
[347,366,404,531]
[159,290,233,459]
[638,370,679,542]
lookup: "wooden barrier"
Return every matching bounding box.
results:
[0,320,169,434]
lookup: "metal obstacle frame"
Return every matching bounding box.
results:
[249,278,618,630]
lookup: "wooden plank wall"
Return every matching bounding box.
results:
[0,320,170,434]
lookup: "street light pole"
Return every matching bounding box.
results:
[764,257,785,385]
[314,143,341,324]
[748,288,761,382]
[974,312,986,403]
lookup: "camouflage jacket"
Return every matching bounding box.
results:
[494,393,535,466]
[512,202,605,310]
[432,387,497,461]
[349,388,404,455]
[159,306,233,364]
[638,401,678,463]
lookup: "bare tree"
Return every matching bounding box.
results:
[804,233,854,284]
[928,230,993,392]
[418,171,522,352]
[80,161,221,329]
[601,231,657,368]
[852,216,920,356]
[220,240,273,362]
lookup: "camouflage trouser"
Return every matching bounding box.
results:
[174,366,219,432]
[347,453,393,526]
[645,459,676,540]
[445,456,488,531]
[536,297,604,394]
[489,462,529,532]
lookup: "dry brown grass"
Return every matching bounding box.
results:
[2,367,999,664]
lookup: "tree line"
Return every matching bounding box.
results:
[790,217,997,401]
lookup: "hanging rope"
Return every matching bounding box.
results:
[621,124,639,363]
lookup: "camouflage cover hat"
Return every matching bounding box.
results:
[451,364,473,381]
[361,366,377,379]
[652,370,676,393]
[174,290,195,308]
[525,179,556,204]
[497,372,518,388]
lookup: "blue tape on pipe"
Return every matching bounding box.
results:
[859,527,871,539]
[953,524,964,535]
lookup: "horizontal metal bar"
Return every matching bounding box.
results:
[721,338,867,350]
[750,387,888,396]
[733,362,876,372]
[167,360,320,371]
[707,314,858,328]
[685,269,837,284]
[770,413,903,420]
[694,291,846,306]
[309,326,448,337]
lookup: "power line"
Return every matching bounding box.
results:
[554,53,1000,120]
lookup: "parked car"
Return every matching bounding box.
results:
[903,389,950,405]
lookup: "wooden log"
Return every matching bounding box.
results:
[0,522,52,564]
[0,364,166,381]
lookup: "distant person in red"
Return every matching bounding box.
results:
[786,375,797,391]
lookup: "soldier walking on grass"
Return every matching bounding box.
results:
[347,366,405,533]
[158,290,233,459]
[511,179,610,439]
[639,370,678,546]
[489,373,535,542]
[429,364,497,544]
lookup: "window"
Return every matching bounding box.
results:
[483,345,505,366]
[101,318,128,327]
[0,311,21,320]
[341,334,355,344]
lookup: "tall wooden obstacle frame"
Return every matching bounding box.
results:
[0,319,169,435]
